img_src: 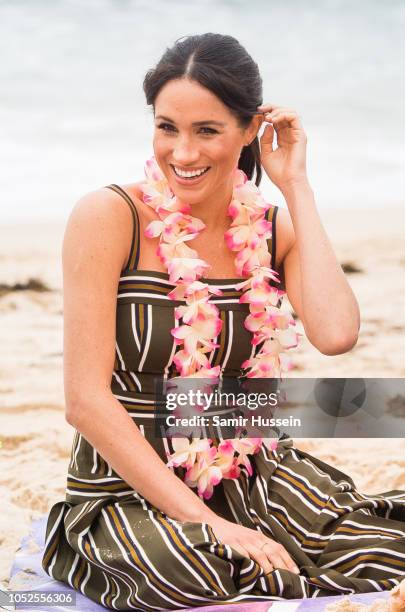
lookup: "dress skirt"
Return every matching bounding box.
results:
[43,437,405,610]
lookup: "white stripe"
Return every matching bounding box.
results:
[69,431,79,469]
[273,569,284,596]
[65,500,96,532]
[322,546,405,569]
[69,475,125,483]
[160,426,173,468]
[138,305,152,372]
[240,559,255,575]
[112,371,127,391]
[278,464,329,501]
[113,394,155,404]
[271,476,323,516]
[120,274,174,285]
[119,292,242,304]
[67,489,132,498]
[221,310,233,371]
[115,341,126,369]
[44,504,66,578]
[231,477,253,522]
[341,519,404,536]
[299,575,308,598]
[101,571,110,607]
[67,553,80,588]
[130,371,142,392]
[163,315,178,380]
[121,275,243,291]
[290,450,353,491]
[382,492,405,500]
[366,579,383,591]
[80,563,91,595]
[345,562,405,577]
[321,573,354,593]
[111,575,121,608]
[91,447,98,474]
[331,534,397,542]
[130,303,141,352]
[222,487,241,524]
[73,432,82,470]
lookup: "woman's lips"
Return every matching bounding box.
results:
[170,165,210,186]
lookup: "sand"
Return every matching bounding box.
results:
[0,208,404,586]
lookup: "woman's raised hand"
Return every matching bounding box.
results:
[208,515,299,575]
[257,104,309,193]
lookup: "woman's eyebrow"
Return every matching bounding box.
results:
[155,115,226,127]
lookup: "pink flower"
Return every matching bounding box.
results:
[166,436,211,469]
[167,258,211,283]
[216,441,241,479]
[230,437,262,476]
[184,446,223,500]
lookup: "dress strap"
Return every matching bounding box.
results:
[266,205,285,290]
[266,205,278,269]
[105,184,140,271]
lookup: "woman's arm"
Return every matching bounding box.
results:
[257,104,360,355]
[277,186,360,355]
[63,189,218,524]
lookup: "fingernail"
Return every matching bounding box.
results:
[293,567,300,574]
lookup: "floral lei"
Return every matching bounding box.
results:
[140,157,298,499]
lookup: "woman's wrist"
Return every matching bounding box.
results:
[279,176,313,199]
[174,499,220,525]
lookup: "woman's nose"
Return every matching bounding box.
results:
[172,136,199,164]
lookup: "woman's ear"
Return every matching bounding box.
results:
[244,114,264,146]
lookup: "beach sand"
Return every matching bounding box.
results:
[0,208,404,586]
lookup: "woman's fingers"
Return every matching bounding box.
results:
[261,542,300,574]
[257,104,295,114]
[278,547,300,573]
[250,547,274,575]
[231,543,251,559]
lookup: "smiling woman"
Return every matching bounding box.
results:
[41,33,405,610]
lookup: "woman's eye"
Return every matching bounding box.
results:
[199,127,218,134]
[157,123,176,132]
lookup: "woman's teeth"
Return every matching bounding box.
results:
[173,166,209,179]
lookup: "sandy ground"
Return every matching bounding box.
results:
[0,208,404,586]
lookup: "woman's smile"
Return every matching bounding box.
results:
[170,164,211,185]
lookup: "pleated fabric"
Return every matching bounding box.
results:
[42,184,405,610]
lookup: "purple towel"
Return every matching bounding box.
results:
[8,517,390,612]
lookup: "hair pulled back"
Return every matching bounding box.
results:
[143,33,263,185]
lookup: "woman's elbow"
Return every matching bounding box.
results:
[65,400,82,427]
[314,330,359,356]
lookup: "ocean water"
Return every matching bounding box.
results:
[1,0,404,222]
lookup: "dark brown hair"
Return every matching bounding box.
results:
[143,33,263,185]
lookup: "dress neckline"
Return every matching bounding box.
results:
[121,268,245,285]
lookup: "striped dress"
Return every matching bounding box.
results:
[42,184,405,610]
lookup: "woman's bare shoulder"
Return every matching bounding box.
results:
[63,186,139,272]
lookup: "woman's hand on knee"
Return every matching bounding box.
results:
[208,516,299,575]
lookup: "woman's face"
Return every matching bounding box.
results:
[153,78,259,207]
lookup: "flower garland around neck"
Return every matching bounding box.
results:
[140,157,299,499]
